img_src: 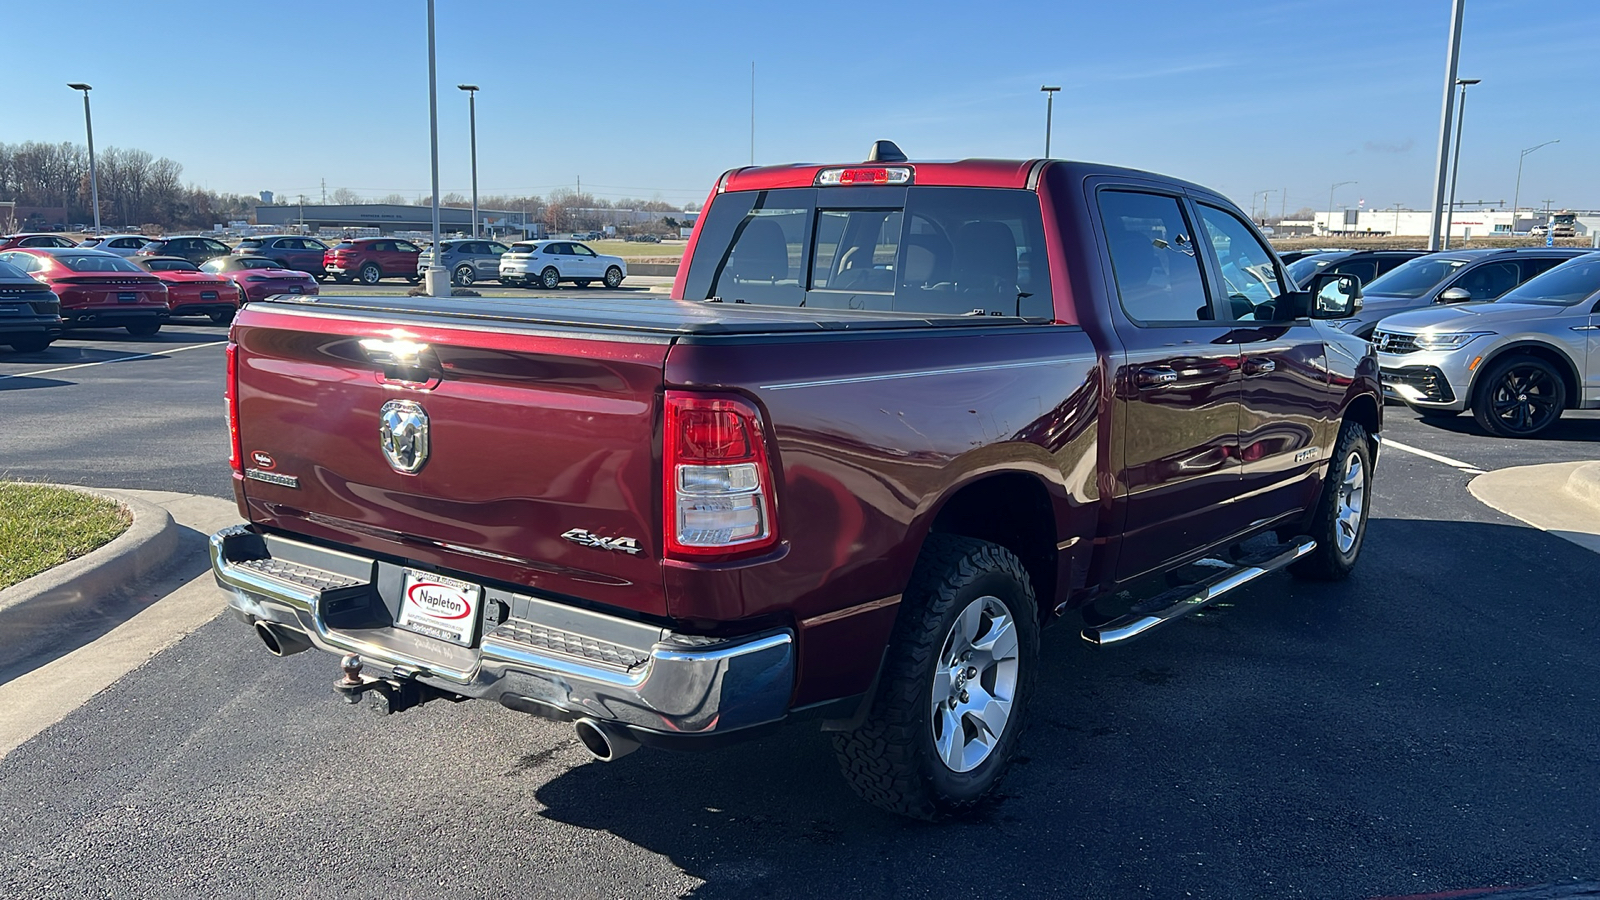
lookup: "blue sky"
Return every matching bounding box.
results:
[4,0,1593,213]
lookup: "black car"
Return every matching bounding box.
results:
[1286,249,1432,289]
[136,235,233,267]
[0,257,63,353]
[1277,247,1352,265]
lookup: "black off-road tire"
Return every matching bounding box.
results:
[1289,420,1372,581]
[832,534,1039,820]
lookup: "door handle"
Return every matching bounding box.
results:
[1245,358,1277,376]
[1135,366,1180,388]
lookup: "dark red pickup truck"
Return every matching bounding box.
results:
[211,144,1380,819]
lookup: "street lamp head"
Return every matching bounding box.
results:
[457,84,479,92]
[67,82,92,92]
[1456,77,1481,86]
[1040,85,1060,93]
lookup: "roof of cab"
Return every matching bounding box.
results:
[722,159,1042,193]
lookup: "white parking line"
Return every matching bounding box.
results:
[1379,436,1486,476]
[0,341,227,382]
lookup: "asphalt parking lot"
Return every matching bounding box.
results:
[1,318,1597,899]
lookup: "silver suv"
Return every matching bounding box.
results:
[1374,252,1600,437]
[1333,247,1589,340]
[416,239,511,287]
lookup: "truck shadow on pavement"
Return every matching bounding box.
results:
[530,517,1600,899]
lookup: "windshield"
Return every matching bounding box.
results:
[1363,257,1468,298]
[1495,256,1600,306]
[57,254,144,273]
[240,259,284,270]
[1286,255,1337,286]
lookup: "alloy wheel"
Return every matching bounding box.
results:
[1490,365,1560,435]
[1335,451,1365,554]
[929,595,1020,773]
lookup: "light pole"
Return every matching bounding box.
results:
[67,83,100,234]
[1252,189,1273,224]
[1512,139,1558,234]
[458,84,480,239]
[1427,0,1467,251]
[1327,181,1356,235]
[424,0,446,296]
[1393,202,1404,236]
[1441,77,1479,249]
[1040,86,1060,157]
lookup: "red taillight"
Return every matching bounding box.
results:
[225,342,242,474]
[663,391,778,560]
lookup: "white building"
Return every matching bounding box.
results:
[1311,208,1595,238]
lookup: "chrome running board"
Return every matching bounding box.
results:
[1081,538,1317,646]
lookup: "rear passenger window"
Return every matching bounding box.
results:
[1099,190,1211,323]
[1520,257,1564,280]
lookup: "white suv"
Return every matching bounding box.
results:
[498,240,627,290]
[1375,253,1600,437]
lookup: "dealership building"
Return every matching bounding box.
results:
[253,203,535,236]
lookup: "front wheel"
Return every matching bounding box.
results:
[1289,420,1372,581]
[832,535,1039,820]
[359,263,382,285]
[604,266,623,288]
[1472,356,1565,437]
[209,310,235,325]
[126,321,161,337]
[540,267,561,290]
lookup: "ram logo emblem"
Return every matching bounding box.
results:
[379,400,430,474]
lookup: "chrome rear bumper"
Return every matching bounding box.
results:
[210,526,794,741]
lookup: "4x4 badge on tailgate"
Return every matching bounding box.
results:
[379,400,430,474]
[561,528,643,556]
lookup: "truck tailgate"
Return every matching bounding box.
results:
[232,302,670,618]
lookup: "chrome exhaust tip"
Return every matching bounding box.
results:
[254,620,312,657]
[573,717,639,762]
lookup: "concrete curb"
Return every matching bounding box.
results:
[0,485,180,671]
[1468,461,1600,556]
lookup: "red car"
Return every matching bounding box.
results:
[0,233,78,251]
[200,256,320,303]
[0,247,168,336]
[323,238,421,285]
[136,256,244,324]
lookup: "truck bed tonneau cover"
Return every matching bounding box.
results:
[252,293,1040,336]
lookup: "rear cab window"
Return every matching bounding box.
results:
[684,186,1053,318]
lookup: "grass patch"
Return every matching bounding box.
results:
[0,483,132,590]
[586,240,685,260]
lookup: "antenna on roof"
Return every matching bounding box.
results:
[867,140,908,163]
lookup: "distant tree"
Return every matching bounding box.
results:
[331,187,363,205]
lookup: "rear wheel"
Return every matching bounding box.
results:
[1289,420,1371,581]
[1472,356,1565,438]
[604,266,624,288]
[6,334,52,353]
[540,267,561,290]
[832,535,1039,820]
[453,264,476,287]
[126,321,161,337]
[359,263,382,285]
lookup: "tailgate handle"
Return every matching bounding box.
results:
[359,338,432,368]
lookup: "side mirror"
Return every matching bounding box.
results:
[1438,287,1472,303]
[1296,271,1363,319]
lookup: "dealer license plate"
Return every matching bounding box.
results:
[201,291,218,300]
[117,292,137,303]
[395,568,481,646]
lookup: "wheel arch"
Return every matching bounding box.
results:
[1468,341,1582,410]
[923,471,1058,620]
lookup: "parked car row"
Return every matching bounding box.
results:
[0,246,319,353]
[5,232,634,291]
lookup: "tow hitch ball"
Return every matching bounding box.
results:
[333,654,422,715]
